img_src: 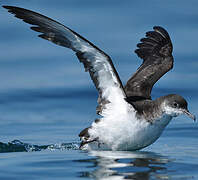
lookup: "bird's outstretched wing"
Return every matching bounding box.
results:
[125,26,173,100]
[3,6,129,115]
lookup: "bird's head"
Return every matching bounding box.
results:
[162,94,196,121]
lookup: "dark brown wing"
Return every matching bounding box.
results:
[125,26,173,100]
[3,6,129,115]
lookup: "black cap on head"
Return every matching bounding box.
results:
[165,94,196,121]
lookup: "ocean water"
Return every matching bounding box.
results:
[0,0,198,179]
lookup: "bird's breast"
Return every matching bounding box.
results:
[87,113,172,151]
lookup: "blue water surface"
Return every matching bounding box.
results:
[0,0,198,179]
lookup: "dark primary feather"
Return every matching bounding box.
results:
[125,26,173,100]
[3,6,127,115]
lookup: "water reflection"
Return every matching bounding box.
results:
[77,151,171,180]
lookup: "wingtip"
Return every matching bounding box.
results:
[153,26,164,34]
[2,5,12,9]
[3,6,27,14]
[153,26,171,40]
[153,26,163,30]
[135,26,172,59]
[2,5,18,14]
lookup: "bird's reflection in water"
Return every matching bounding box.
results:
[77,151,171,180]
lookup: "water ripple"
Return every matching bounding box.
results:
[0,140,80,153]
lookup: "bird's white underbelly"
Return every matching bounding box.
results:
[86,113,172,151]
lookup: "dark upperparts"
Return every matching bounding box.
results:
[124,26,173,100]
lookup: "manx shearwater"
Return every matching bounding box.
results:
[3,6,196,151]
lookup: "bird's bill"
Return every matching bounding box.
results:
[182,109,196,121]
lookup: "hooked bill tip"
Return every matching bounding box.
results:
[183,109,196,121]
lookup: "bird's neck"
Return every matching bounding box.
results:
[144,98,173,127]
[153,96,175,120]
[132,99,161,122]
[133,97,173,124]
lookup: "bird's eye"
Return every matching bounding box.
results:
[173,102,178,108]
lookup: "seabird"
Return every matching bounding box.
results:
[3,6,196,151]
